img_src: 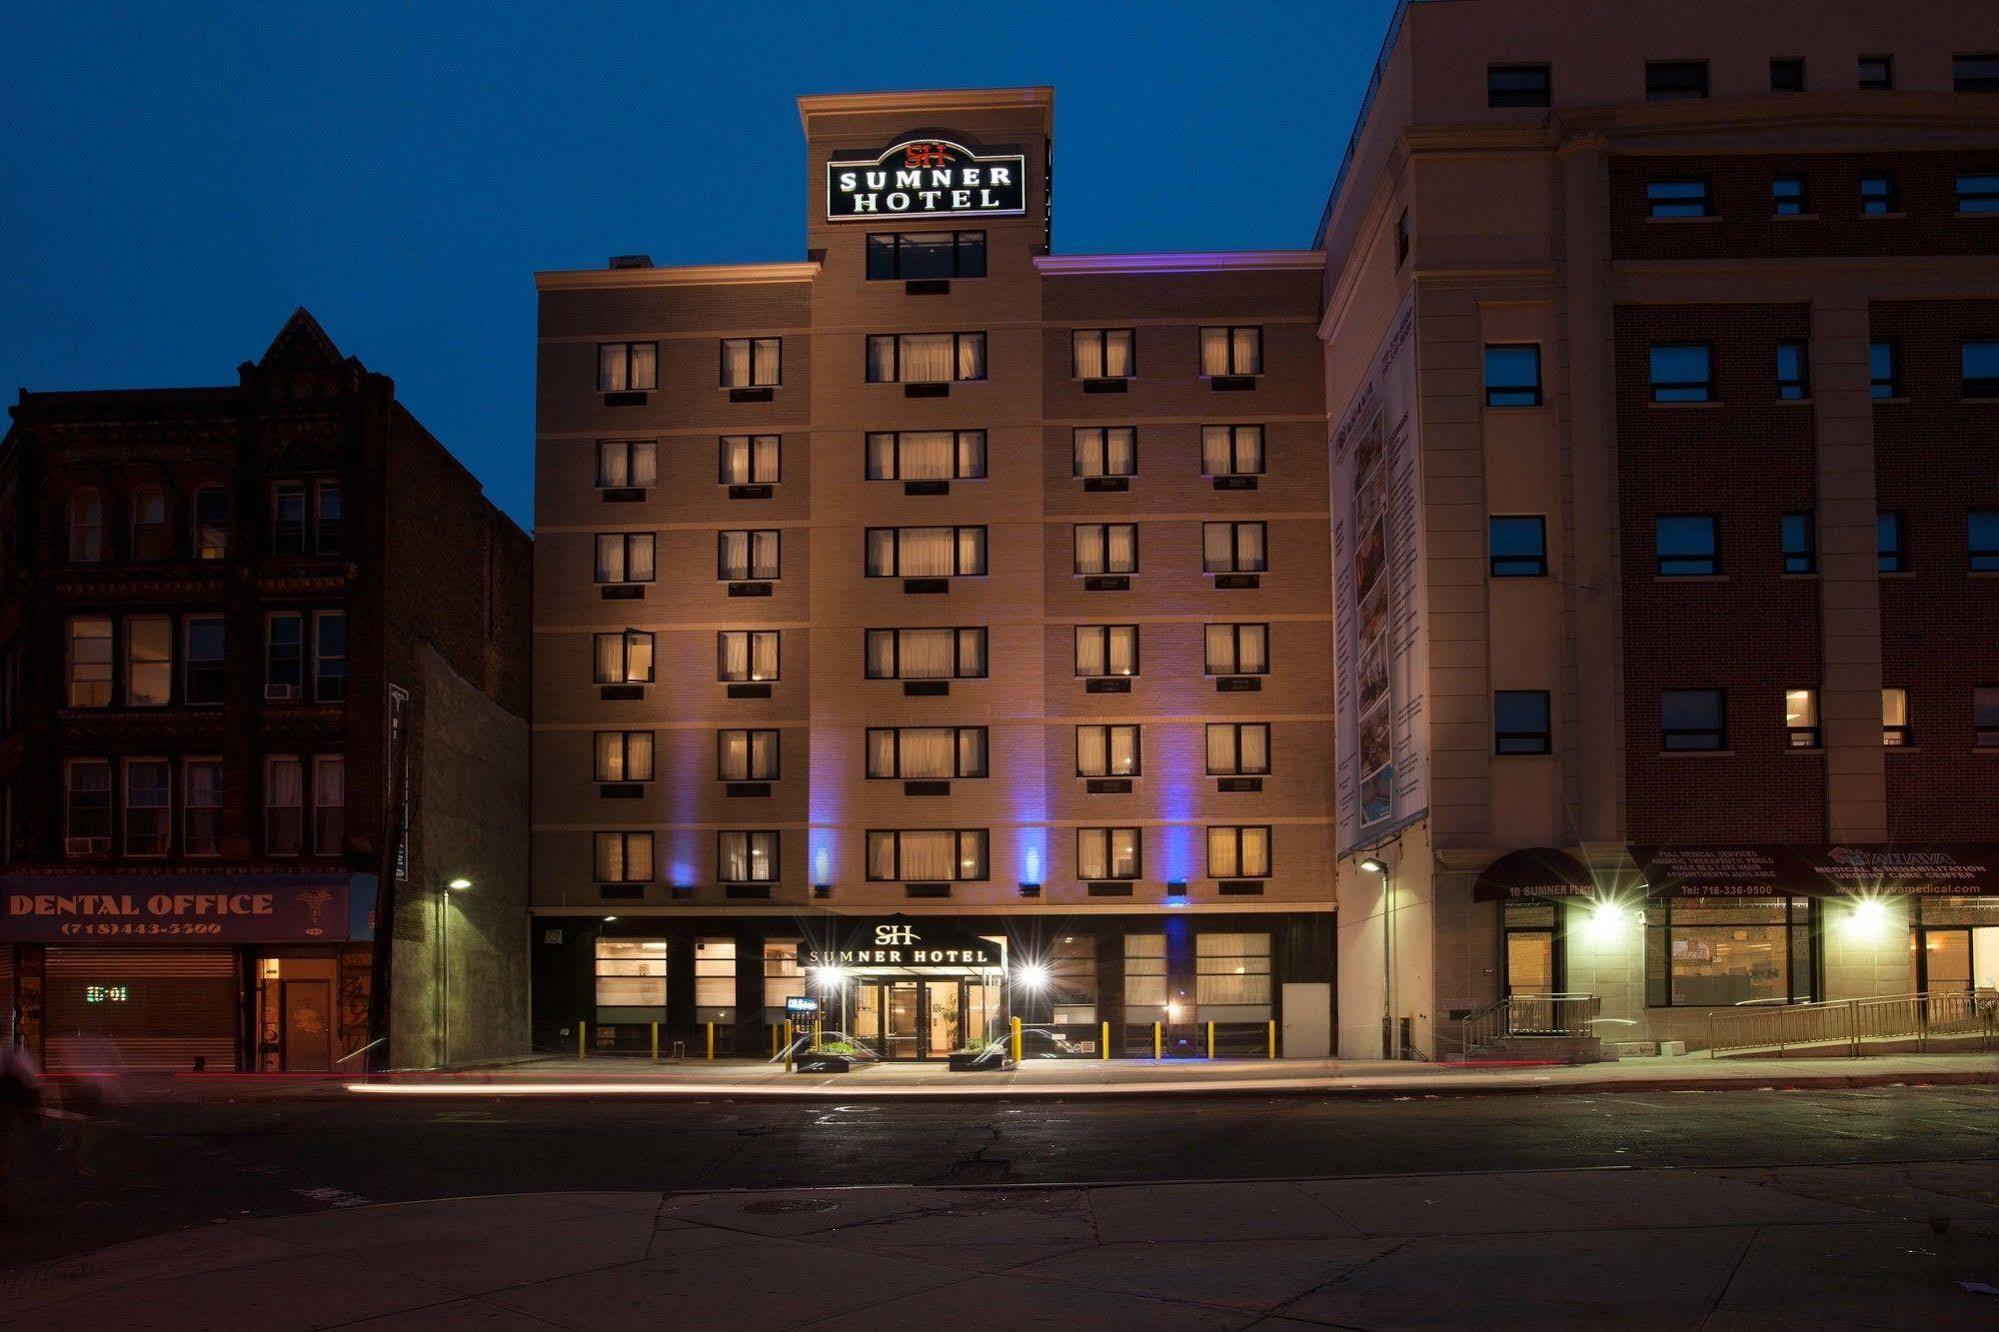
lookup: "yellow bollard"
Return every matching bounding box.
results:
[706,1022,716,1061]
[1009,1015,1023,1063]
[1100,1019,1110,1061]
[1153,1021,1162,1060]
[782,1019,794,1072]
[1269,1018,1278,1059]
[771,1024,780,1058]
[1207,1020,1216,1059]
[650,1022,659,1062]
[578,1021,587,1059]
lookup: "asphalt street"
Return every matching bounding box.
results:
[4,1084,1995,1268]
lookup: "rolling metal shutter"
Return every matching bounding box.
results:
[0,947,14,1045]
[43,947,239,1072]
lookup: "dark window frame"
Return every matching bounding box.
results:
[1859,172,1899,215]
[1656,513,1722,576]
[1857,54,1894,91]
[1494,690,1553,755]
[1771,174,1810,216]
[1777,340,1811,400]
[1204,622,1270,676]
[864,525,989,578]
[1770,57,1806,92]
[863,627,988,680]
[865,429,987,481]
[1649,343,1715,402]
[717,830,779,884]
[1073,522,1138,576]
[1970,510,1999,572]
[1074,624,1140,678]
[1206,825,1273,879]
[1661,688,1728,751]
[1204,721,1272,776]
[865,726,990,780]
[594,729,656,783]
[1870,339,1901,398]
[1645,60,1710,101]
[718,434,781,486]
[593,629,655,685]
[865,230,987,280]
[1962,341,1999,398]
[1782,512,1818,574]
[1072,426,1138,478]
[1199,326,1264,377]
[1645,178,1713,219]
[1877,511,1908,573]
[1483,344,1544,406]
[1487,62,1552,108]
[594,531,657,585]
[1488,515,1549,578]
[1071,328,1137,380]
[1075,723,1142,778]
[1076,826,1142,881]
[716,529,780,582]
[715,727,778,782]
[1202,521,1268,574]
[864,829,990,883]
[716,629,780,683]
[1955,54,1999,93]
[719,337,782,389]
[596,341,658,392]
[864,331,987,384]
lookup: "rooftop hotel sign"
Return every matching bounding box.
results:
[826,138,1026,221]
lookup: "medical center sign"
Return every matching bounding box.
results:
[826,138,1026,221]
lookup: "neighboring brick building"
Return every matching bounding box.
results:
[0,310,532,1071]
[1317,0,1999,1056]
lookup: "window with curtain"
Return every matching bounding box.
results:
[64,759,112,849]
[865,332,985,383]
[865,526,987,577]
[719,435,780,485]
[266,613,304,693]
[124,759,171,856]
[184,616,225,705]
[598,440,659,489]
[1206,722,1271,775]
[1074,523,1137,574]
[313,612,347,702]
[718,529,779,581]
[1072,328,1135,379]
[1073,428,1137,478]
[67,490,104,562]
[594,831,654,883]
[265,756,303,855]
[717,728,778,781]
[1079,827,1141,880]
[1882,687,1911,747]
[866,829,989,881]
[313,755,345,855]
[1124,933,1166,1007]
[595,533,657,584]
[1203,522,1267,573]
[1200,326,1262,376]
[1076,725,1140,777]
[1206,828,1271,879]
[1204,623,1269,675]
[67,616,113,707]
[1074,625,1138,678]
[595,730,656,783]
[717,630,779,682]
[866,726,988,779]
[184,757,222,856]
[193,487,230,559]
[593,630,654,684]
[124,615,172,707]
[1201,425,1265,476]
[718,830,778,883]
[598,342,658,392]
[596,938,667,1008]
[1196,931,1272,1002]
[695,938,737,1009]
[131,489,170,560]
[864,627,987,679]
[720,338,781,388]
[866,430,987,480]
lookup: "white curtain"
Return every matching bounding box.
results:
[865,433,897,480]
[595,633,622,682]
[958,830,988,879]
[956,727,986,775]
[1200,326,1231,376]
[722,339,751,387]
[753,339,780,385]
[900,628,953,677]
[1237,623,1268,672]
[596,731,624,780]
[721,436,775,485]
[866,528,896,575]
[719,729,770,781]
[867,335,898,382]
[1079,726,1137,776]
[867,728,899,777]
[1106,626,1136,676]
[746,632,777,680]
[897,528,953,577]
[899,333,954,383]
[720,530,775,580]
[600,344,624,391]
[1203,523,1233,572]
[1074,526,1103,573]
[1101,524,1136,573]
[1103,329,1133,377]
[896,431,955,479]
[898,728,955,778]
[1075,628,1105,676]
[867,831,897,879]
[956,333,985,380]
[1204,426,1263,475]
[629,535,656,580]
[1239,724,1269,773]
[898,830,955,880]
[956,527,985,574]
[1074,428,1136,478]
[957,628,986,675]
[629,342,656,388]
[1073,330,1102,379]
[865,629,898,678]
[599,441,657,487]
[1231,328,1261,375]
[1237,522,1266,570]
[596,535,623,582]
[268,758,302,808]
[957,431,986,477]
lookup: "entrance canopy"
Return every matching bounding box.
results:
[1472,846,1999,901]
[1471,848,1622,901]
[798,915,1004,975]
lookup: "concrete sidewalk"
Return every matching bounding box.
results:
[6,1161,1998,1328]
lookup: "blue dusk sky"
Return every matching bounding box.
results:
[2,2,1393,527]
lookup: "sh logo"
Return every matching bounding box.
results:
[874,924,917,947]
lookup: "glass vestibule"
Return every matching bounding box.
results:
[841,975,1003,1059]
[1914,897,1999,995]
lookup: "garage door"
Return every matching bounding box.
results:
[44,947,239,1072]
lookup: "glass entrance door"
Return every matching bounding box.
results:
[926,981,960,1056]
[1921,929,1973,994]
[1505,930,1558,1033]
[883,981,922,1059]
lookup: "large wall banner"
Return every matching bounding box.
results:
[1332,295,1429,843]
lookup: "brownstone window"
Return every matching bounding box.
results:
[63,758,112,856]
[264,755,303,855]
[597,342,657,392]
[1206,722,1271,775]
[184,615,226,705]
[1644,60,1708,101]
[1487,63,1550,108]
[66,489,103,562]
[123,758,170,857]
[312,755,344,856]
[1785,689,1821,748]
[131,488,170,561]
[264,612,304,698]
[184,758,222,856]
[1857,55,1893,91]
[66,615,113,707]
[312,611,346,702]
[193,487,229,559]
[1076,724,1140,778]
[315,481,343,557]
[271,483,307,555]
[720,338,780,388]
[125,614,172,707]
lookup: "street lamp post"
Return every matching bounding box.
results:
[441,877,472,1067]
[1359,857,1395,1059]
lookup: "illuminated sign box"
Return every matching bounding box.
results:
[826,139,1026,222]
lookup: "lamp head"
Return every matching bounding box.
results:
[1359,857,1388,875]
[447,877,473,891]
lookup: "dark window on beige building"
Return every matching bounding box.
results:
[1645,60,1708,101]
[1487,63,1551,107]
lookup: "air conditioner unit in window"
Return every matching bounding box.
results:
[264,683,298,701]
[64,836,110,857]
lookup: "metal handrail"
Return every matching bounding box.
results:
[1462,993,1601,1051]
[1708,990,1998,1057]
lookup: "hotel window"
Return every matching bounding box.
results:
[1197,932,1271,1009]
[313,611,346,702]
[313,755,344,855]
[1076,724,1140,778]
[866,726,988,780]
[866,526,986,577]
[1200,326,1262,377]
[125,614,172,707]
[598,440,658,489]
[865,332,985,383]
[1203,522,1267,574]
[1776,341,1811,399]
[1957,54,1999,92]
[1646,896,1814,1006]
[1771,175,1809,217]
[720,337,780,388]
[64,759,112,854]
[1859,172,1897,215]
[1206,829,1271,881]
[1645,179,1712,219]
[594,831,653,883]
[1487,63,1551,108]
[1786,688,1821,748]
[67,616,113,707]
[1494,691,1552,754]
[315,482,343,557]
[1072,427,1137,478]
[123,759,170,857]
[131,488,169,560]
[866,231,985,279]
[184,758,222,856]
[1770,57,1805,92]
[266,612,304,696]
[1782,512,1817,574]
[717,728,778,782]
[867,430,986,481]
[67,490,103,562]
[1072,328,1135,380]
[718,830,777,884]
[1877,511,1907,572]
[866,829,988,882]
[1489,516,1548,577]
[595,532,656,585]
[593,630,654,685]
[598,342,657,392]
[1048,935,1098,1024]
[864,627,987,680]
[185,615,225,704]
[717,630,778,682]
[193,486,229,559]
[1204,623,1269,675]
[596,730,656,783]
[1645,60,1708,101]
[1971,511,1999,572]
[1202,425,1265,476]
[1073,523,1137,575]
[1124,934,1166,1009]
[1662,688,1727,751]
[1962,342,1999,397]
[1857,54,1893,90]
[762,939,806,1018]
[265,756,303,855]
[1656,514,1720,576]
[1649,344,1713,401]
[717,529,778,582]
[1483,345,1543,405]
[1869,340,1900,398]
[1975,687,1999,748]
[596,938,667,1010]
[719,434,780,486]
[1206,722,1271,775]
[694,938,736,1012]
[1074,624,1138,678]
[272,483,307,555]
[1079,827,1141,881]
[1882,688,1911,746]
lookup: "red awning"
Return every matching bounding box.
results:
[1472,848,1619,901]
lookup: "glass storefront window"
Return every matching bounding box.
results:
[1049,934,1098,1023]
[1645,896,1814,1007]
[1914,897,1999,994]
[596,938,667,1017]
[1124,934,1166,1018]
[695,938,735,1016]
[762,939,805,1022]
[1196,932,1271,1019]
